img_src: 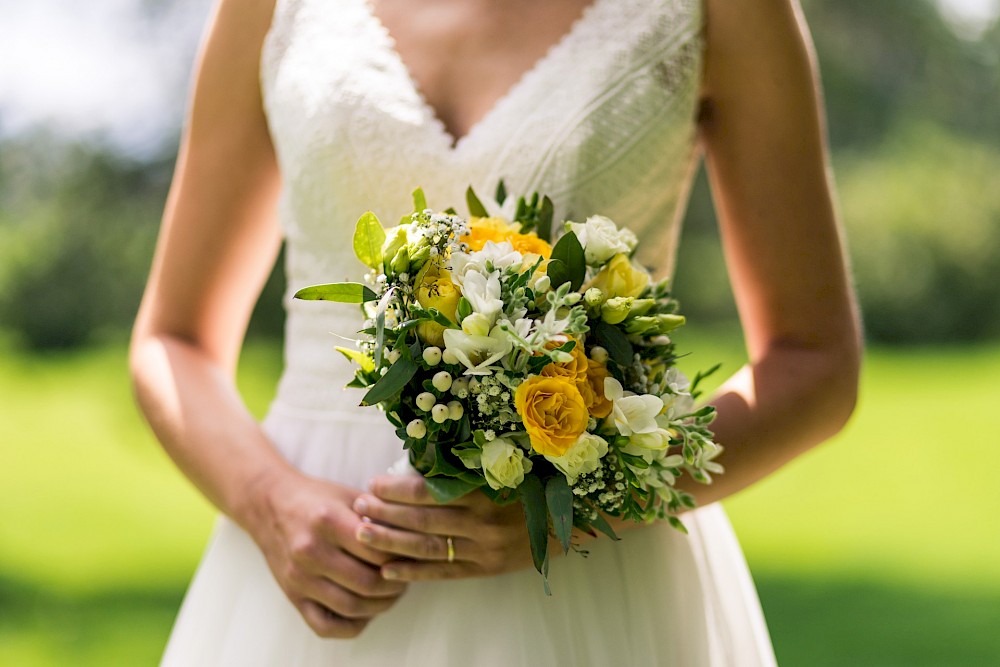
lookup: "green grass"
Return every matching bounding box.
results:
[2,336,999,665]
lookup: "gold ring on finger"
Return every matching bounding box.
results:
[446,535,455,563]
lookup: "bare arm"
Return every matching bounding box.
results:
[129,0,404,637]
[685,0,862,503]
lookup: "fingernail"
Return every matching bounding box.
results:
[354,498,368,514]
[356,526,373,544]
[382,567,398,580]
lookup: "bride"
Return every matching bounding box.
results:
[130,0,860,664]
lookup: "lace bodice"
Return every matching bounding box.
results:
[260,0,704,411]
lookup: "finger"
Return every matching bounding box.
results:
[368,475,474,507]
[380,559,480,582]
[310,548,408,598]
[299,599,369,639]
[307,505,397,566]
[353,494,472,537]
[303,574,402,620]
[357,522,472,562]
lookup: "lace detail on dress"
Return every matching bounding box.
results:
[260,0,704,411]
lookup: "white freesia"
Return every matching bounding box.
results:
[545,432,608,484]
[483,195,519,221]
[461,270,503,319]
[462,312,493,336]
[481,436,532,490]
[568,215,638,265]
[442,326,513,375]
[604,377,663,436]
[450,241,522,284]
[628,427,673,451]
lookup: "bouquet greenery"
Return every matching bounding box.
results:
[295,185,722,590]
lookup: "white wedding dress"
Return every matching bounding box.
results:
[161,0,777,664]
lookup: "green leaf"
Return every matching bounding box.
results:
[353,212,386,269]
[466,186,489,218]
[545,258,570,290]
[667,515,689,534]
[549,230,585,290]
[495,179,507,205]
[537,195,554,243]
[588,508,620,541]
[412,187,427,212]
[518,474,550,579]
[545,475,574,554]
[335,346,374,372]
[593,321,634,366]
[293,283,377,303]
[361,357,417,406]
[425,476,482,504]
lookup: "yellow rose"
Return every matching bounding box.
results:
[540,338,588,383]
[579,359,613,419]
[414,261,460,347]
[514,375,589,457]
[464,216,552,259]
[585,253,650,299]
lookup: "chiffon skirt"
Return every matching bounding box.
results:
[161,401,776,666]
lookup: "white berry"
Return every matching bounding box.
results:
[447,401,464,420]
[431,404,450,424]
[442,348,459,365]
[590,346,609,363]
[415,392,436,411]
[405,419,427,439]
[432,371,453,392]
[422,346,442,366]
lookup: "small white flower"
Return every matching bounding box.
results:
[432,371,453,392]
[405,419,427,439]
[422,346,442,366]
[567,215,638,266]
[481,436,533,490]
[415,392,436,412]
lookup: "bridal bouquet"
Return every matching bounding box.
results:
[295,185,722,589]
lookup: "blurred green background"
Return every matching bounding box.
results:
[1,0,998,664]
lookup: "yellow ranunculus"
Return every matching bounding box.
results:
[414,261,460,347]
[464,216,552,259]
[579,359,613,418]
[514,375,589,457]
[540,338,588,383]
[585,253,650,299]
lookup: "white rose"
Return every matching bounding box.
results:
[568,215,638,266]
[545,432,609,485]
[481,436,533,490]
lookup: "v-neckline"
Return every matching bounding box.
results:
[362,0,607,152]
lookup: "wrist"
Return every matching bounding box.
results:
[232,461,300,537]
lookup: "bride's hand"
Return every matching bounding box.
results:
[247,471,409,638]
[353,475,535,581]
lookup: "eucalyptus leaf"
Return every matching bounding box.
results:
[425,476,482,504]
[588,508,620,541]
[361,357,417,406]
[545,475,574,554]
[353,212,386,270]
[466,186,489,218]
[519,474,550,578]
[293,282,377,303]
